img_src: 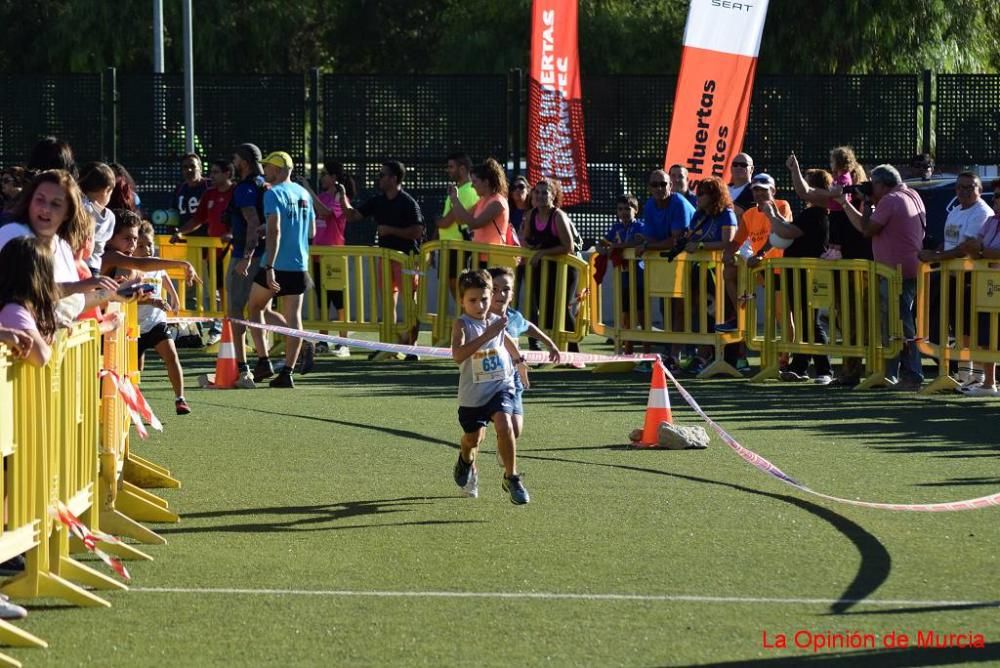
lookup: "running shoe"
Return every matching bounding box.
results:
[453,453,473,489]
[502,473,530,505]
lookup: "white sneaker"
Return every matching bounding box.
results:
[205,332,222,346]
[462,465,479,498]
[235,371,256,389]
[964,384,999,397]
[814,375,833,385]
[0,594,26,620]
[333,345,351,358]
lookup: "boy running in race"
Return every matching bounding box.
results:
[451,269,530,504]
[487,266,559,437]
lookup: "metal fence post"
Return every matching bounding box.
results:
[510,68,523,176]
[103,67,118,164]
[310,68,320,189]
[922,69,933,156]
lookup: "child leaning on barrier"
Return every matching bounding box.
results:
[487,266,560,438]
[102,212,199,415]
[597,193,647,355]
[451,269,531,504]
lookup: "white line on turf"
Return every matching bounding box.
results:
[129,587,1000,608]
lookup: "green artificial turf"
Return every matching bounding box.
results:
[8,337,999,666]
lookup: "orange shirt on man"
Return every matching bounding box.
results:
[733,199,793,259]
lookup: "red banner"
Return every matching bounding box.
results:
[528,0,589,206]
[664,0,770,186]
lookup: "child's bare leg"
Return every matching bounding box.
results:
[512,414,524,439]
[154,339,184,398]
[494,413,516,477]
[460,428,484,464]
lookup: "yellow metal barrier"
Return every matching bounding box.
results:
[590,249,743,377]
[157,235,229,318]
[0,347,47,652]
[417,239,588,350]
[303,245,418,342]
[917,259,1000,394]
[99,303,178,548]
[743,258,903,388]
[2,323,114,608]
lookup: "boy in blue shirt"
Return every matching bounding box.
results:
[487,266,560,438]
[597,194,648,354]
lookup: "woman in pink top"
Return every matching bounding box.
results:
[301,164,357,356]
[447,158,510,253]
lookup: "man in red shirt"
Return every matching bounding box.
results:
[171,160,235,344]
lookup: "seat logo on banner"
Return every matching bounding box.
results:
[528,0,590,207]
[664,0,770,186]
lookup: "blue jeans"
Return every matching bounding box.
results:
[881,277,922,382]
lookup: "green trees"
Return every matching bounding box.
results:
[1,0,997,74]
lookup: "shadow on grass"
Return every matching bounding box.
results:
[671,641,1000,666]
[830,600,1000,617]
[518,452,890,616]
[156,496,479,535]
[197,401,458,449]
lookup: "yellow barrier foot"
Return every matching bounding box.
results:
[749,365,780,384]
[0,619,47,649]
[124,454,181,489]
[699,359,743,379]
[856,373,893,390]
[121,482,172,510]
[72,537,153,562]
[0,650,22,667]
[2,571,110,608]
[55,556,127,592]
[920,375,961,395]
[116,485,179,524]
[100,510,167,546]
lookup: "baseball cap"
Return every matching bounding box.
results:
[234,143,262,163]
[750,173,776,189]
[262,151,294,170]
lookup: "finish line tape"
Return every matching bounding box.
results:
[662,366,1000,512]
[170,318,998,511]
[225,318,656,366]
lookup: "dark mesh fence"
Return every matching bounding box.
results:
[119,74,306,221]
[935,75,1000,165]
[322,75,508,245]
[8,70,996,244]
[565,76,676,241]
[0,74,104,168]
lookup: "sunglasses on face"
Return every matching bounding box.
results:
[649,181,668,188]
[731,162,749,168]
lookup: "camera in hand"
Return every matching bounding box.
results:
[842,182,873,198]
[117,283,155,298]
[660,237,690,262]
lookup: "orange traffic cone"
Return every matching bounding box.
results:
[207,318,238,389]
[639,358,673,445]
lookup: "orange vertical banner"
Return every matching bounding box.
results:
[664,0,770,186]
[528,0,590,206]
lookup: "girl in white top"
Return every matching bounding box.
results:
[0,169,121,320]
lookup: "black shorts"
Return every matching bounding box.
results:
[457,389,515,434]
[138,322,171,358]
[253,268,307,297]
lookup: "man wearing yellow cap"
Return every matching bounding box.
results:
[245,150,316,388]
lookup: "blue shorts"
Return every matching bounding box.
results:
[512,371,524,416]
[458,389,515,433]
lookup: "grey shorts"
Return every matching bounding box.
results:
[225,259,256,317]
